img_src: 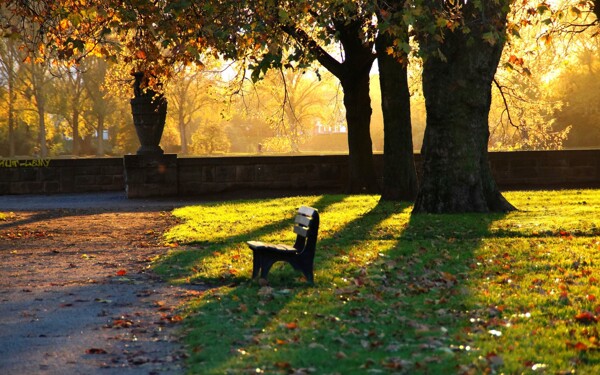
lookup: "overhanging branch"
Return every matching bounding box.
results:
[279,24,344,78]
[493,78,519,129]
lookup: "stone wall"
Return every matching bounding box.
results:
[0,158,123,195]
[488,150,600,190]
[177,155,351,196]
[1,150,599,196]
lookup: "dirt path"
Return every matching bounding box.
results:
[0,207,203,375]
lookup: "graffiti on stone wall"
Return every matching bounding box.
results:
[0,159,51,168]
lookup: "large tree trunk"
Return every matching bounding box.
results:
[340,70,379,194]
[281,18,378,193]
[413,3,515,213]
[376,1,418,201]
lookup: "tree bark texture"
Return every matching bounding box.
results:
[413,3,516,213]
[375,3,418,201]
[340,70,379,193]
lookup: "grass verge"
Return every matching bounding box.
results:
[155,190,600,374]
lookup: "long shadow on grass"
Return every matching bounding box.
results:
[176,197,415,373]
[274,208,509,374]
[163,195,515,373]
[283,206,509,373]
[155,194,348,284]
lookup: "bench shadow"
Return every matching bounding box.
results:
[167,196,516,373]
[154,194,349,284]
[169,197,413,372]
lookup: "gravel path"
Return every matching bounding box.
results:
[0,193,208,374]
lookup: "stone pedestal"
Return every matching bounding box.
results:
[124,154,178,198]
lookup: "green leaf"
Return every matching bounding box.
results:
[537,5,550,14]
[278,8,290,23]
[482,31,497,46]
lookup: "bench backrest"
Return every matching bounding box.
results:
[292,206,319,252]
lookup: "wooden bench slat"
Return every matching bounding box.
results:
[298,206,316,216]
[293,224,309,237]
[294,215,311,227]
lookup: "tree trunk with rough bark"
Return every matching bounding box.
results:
[339,69,379,193]
[376,1,418,201]
[413,2,516,213]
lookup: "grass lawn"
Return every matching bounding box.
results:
[156,190,600,374]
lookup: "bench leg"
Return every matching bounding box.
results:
[289,258,314,284]
[252,251,314,284]
[259,257,277,281]
[252,251,260,279]
[302,264,314,284]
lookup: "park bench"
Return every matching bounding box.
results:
[247,206,319,284]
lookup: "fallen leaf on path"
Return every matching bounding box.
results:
[112,319,134,328]
[160,314,183,323]
[86,348,107,354]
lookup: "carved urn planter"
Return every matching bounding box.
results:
[130,72,167,156]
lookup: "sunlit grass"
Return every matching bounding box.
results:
[156,189,600,374]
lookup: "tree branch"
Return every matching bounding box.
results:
[493,78,519,129]
[279,24,344,78]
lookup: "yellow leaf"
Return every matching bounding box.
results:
[59,18,70,31]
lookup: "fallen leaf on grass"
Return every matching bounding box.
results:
[285,322,298,330]
[383,357,413,370]
[575,312,597,324]
[275,362,291,370]
[566,341,590,351]
[116,270,127,276]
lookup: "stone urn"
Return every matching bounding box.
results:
[130,72,167,156]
